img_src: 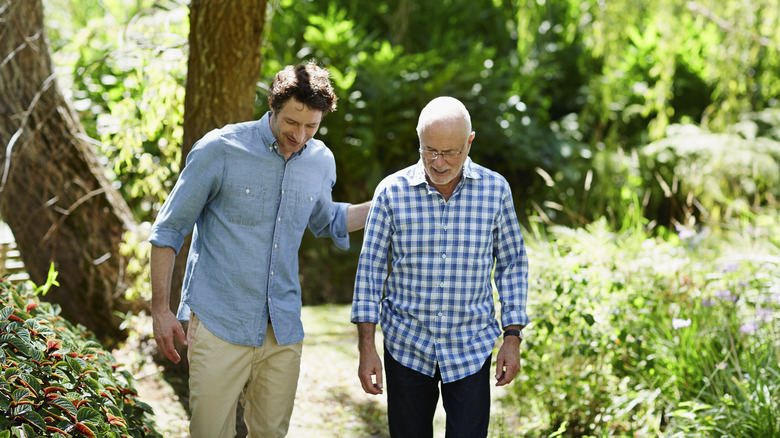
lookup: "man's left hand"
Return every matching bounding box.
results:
[494,336,521,386]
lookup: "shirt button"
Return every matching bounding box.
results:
[440,283,444,287]
[277,217,281,222]
[274,244,278,248]
[441,254,446,259]
[281,189,285,194]
[443,225,447,230]
[271,271,274,275]
[438,312,443,317]
[245,189,250,194]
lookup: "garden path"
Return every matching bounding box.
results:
[116,305,518,437]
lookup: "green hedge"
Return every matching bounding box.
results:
[0,278,161,438]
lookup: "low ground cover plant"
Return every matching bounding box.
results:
[0,277,161,438]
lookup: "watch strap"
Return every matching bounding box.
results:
[503,329,522,339]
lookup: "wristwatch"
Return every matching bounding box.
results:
[503,329,522,339]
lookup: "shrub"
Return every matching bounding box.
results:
[0,278,161,438]
[510,212,780,437]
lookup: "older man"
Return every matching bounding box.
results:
[351,96,529,437]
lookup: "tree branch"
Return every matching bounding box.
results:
[0,73,55,192]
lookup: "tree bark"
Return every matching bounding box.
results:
[169,0,269,318]
[0,0,136,344]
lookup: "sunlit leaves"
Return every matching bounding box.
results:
[514,214,780,435]
[0,280,162,437]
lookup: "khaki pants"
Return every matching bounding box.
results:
[187,314,302,438]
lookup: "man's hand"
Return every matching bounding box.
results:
[358,350,384,395]
[356,322,383,394]
[495,335,521,386]
[152,310,187,363]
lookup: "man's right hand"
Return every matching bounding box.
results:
[152,310,187,363]
[358,350,384,395]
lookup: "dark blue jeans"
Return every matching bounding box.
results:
[384,348,491,438]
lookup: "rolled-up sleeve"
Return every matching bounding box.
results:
[351,187,392,324]
[305,147,351,250]
[149,139,224,254]
[324,201,351,250]
[493,186,530,328]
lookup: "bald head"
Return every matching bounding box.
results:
[416,96,472,139]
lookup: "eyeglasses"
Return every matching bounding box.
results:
[419,148,463,161]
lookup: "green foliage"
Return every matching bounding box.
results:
[641,110,780,224]
[44,0,187,223]
[510,212,780,436]
[41,0,780,301]
[0,280,161,437]
[580,0,780,144]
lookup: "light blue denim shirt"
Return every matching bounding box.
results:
[149,112,350,347]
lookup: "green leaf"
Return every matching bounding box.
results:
[84,377,101,392]
[47,395,77,418]
[4,366,19,379]
[12,388,32,403]
[28,346,44,364]
[20,410,46,431]
[21,424,35,437]
[65,356,82,374]
[582,313,595,326]
[76,406,101,423]
[34,263,60,296]
[132,400,154,414]
[0,334,30,356]
[19,374,41,395]
[0,306,13,321]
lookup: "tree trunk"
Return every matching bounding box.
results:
[169,0,269,317]
[0,0,136,344]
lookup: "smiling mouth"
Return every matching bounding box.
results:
[285,136,300,147]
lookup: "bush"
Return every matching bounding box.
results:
[510,213,780,437]
[0,278,161,438]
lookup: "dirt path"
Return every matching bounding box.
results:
[117,305,518,437]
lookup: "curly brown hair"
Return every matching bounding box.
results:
[269,61,338,114]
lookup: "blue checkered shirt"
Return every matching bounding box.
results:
[351,158,529,383]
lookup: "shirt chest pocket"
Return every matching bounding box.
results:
[225,184,265,226]
[287,189,319,231]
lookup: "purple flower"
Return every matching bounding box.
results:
[675,224,696,240]
[677,228,696,240]
[740,322,759,334]
[718,262,739,273]
[672,318,692,330]
[716,362,727,370]
[701,298,715,307]
[714,289,733,300]
[756,308,773,322]
[713,289,738,302]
